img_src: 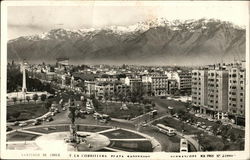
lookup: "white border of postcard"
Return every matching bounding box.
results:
[1,1,250,160]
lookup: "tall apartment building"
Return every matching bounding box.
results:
[207,69,229,119]
[142,82,152,96]
[124,77,143,96]
[84,81,96,96]
[228,63,246,117]
[116,84,131,97]
[95,81,116,99]
[167,79,178,94]
[166,70,192,94]
[151,76,168,96]
[191,70,208,113]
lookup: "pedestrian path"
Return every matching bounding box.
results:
[111,118,132,123]
[97,128,118,134]
[110,138,148,141]
[103,147,127,152]
[18,129,46,136]
[121,128,162,152]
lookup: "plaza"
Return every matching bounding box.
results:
[7,124,161,152]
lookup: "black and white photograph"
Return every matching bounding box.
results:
[1,1,249,159]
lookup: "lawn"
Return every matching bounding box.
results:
[25,125,70,134]
[108,140,153,152]
[7,131,39,141]
[25,125,112,134]
[97,102,149,119]
[7,103,49,122]
[154,98,187,113]
[77,125,111,132]
[101,129,145,139]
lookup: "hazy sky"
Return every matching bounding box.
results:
[7,1,248,40]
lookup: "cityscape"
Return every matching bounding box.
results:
[4,2,247,157]
[6,58,245,152]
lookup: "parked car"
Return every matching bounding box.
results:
[208,118,216,122]
[206,126,212,131]
[195,114,202,117]
[80,109,87,114]
[12,121,20,126]
[141,122,148,127]
[46,117,53,122]
[93,112,101,119]
[99,119,107,123]
[19,122,28,127]
[173,114,179,118]
[32,121,41,126]
[36,118,43,122]
[201,125,207,129]
[196,122,202,127]
[168,106,174,110]
[55,109,60,113]
[101,114,111,121]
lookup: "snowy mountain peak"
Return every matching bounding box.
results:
[8,18,244,42]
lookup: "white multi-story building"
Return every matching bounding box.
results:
[228,63,246,118]
[166,70,192,94]
[151,76,168,96]
[191,70,208,114]
[207,68,229,119]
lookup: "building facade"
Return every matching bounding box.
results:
[166,71,192,95]
[95,82,116,100]
[228,64,246,118]
[207,69,229,119]
[191,70,208,114]
[151,76,168,96]
[84,81,96,96]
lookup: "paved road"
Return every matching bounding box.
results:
[7,96,194,152]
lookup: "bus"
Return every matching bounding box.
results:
[156,124,176,136]
[180,138,188,152]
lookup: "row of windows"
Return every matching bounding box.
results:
[229,103,244,108]
[229,109,244,114]
[229,86,244,90]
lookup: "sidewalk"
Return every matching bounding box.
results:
[111,118,133,123]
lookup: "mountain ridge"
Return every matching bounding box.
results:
[7,18,246,65]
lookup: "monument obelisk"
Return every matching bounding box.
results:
[22,61,27,93]
[21,61,27,101]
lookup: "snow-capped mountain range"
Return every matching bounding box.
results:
[8,18,245,65]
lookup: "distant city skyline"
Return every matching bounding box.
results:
[8,1,248,40]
